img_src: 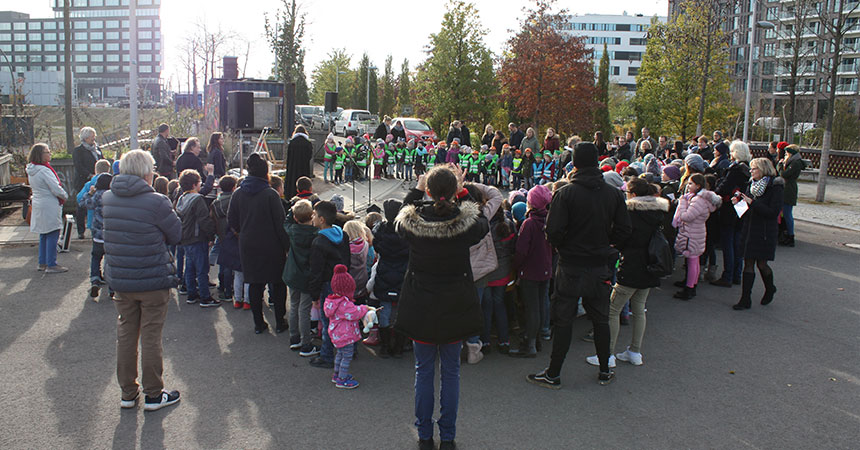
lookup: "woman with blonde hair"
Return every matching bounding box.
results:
[481,124,495,148]
[710,140,752,288]
[544,128,560,153]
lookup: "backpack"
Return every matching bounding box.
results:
[646,225,674,277]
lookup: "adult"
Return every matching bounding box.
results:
[544,128,560,153]
[174,138,215,195]
[625,130,635,147]
[374,115,392,141]
[696,136,714,162]
[708,141,731,177]
[102,149,182,411]
[26,143,69,273]
[635,127,657,158]
[520,127,540,159]
[284,125,314,199]
[658,135,672,156]
[73,126,103,238]
[446,120,464,145]
[712,130,724,146]
[529,142,631,389]
[228,153,291,333]
[766,141,782,169]
[777,144,805,247]
[151,123,174,178]
[593,131,608,156]
[481,124,495,148]
[733,158,783,310]
[206,132,227,178]
[508,123,525,150]
[710,140,751,288]
[395,166,488,450]
[391,120,407,142]
[459,122,471,148]
[491,130,507,153]
[614,136,632,162]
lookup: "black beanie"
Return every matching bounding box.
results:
[247,153,268,178]
[383,198,402,223]
[573,142,599,169]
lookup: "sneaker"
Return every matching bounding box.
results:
[216,289,230,301]
[309,356,334,368]
[598,370,616,386]
[96,277,107,286]
[199,297,221,308]
[439,441,457,450]
[335,377,359,389]
[418,439,435,450]
[208,281,216,287]
[143,390,180,411]
[615,347,643,366]
[498,343,510,355]
[186,295,199,305]
[540,331,552,341]
[581,329,594,343]
[120,393,139,409]
[299,345,320,357]
[331,373,339,384]
[45,265,68,273]
[243,302,251,310]
[289,337,302,350]
[233,301,242,309]
[586,354,616,368]
[526,369,561,390]
[90,284,100,298]
[178,284,187,295]
[37,264,47,271]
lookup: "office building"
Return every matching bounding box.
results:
[0,0,162,105]
[558,12,667,91]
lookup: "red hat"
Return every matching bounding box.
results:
[598,155,609,161]
[330,264,355,298]
[601,165,613,172]
[515,149,522,155]
[777,141,789,151]
[615,160,629,173]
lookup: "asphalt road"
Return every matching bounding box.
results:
[0,220,858,450]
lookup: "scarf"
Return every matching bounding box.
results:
[34,162,65,205]
[82,141,101,161]
[750,177,769,198]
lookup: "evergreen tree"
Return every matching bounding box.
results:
[593,42,612,137]
[379,55,396,117]
[309,49,353,105]
[396,59,411,116]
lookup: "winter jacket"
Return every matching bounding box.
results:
[708,153,730,177]
[349,238,371,298]
[778,153,805,206]
[307,225,351,300]
[227,176,290,284]
[544,136,560,152]
[372,220,410,302]
[546,167,632,267]
[73,143,102,191]
[520,136,540,154]
[482,133,494,148]
[672,189,721,258]
[467,184,501,285]
[151,134,174,176]
[394,189,488,344]
[740,177,784,261]
[210,191,241,271]
[175,152,215,196]
[616,195,670,289]
[176,192,216,245]
[509,129,525,149]
[76,175,99,229]
[487,217,516,284]
[281,214,317,291]
[102,174,182,292]
[615,144,632,162]
[324,294,369,348]
[391,125,407,142]
[26,163,68,234]
[79,174,111,242]
[284,133,314,199]
[715,161,750,226]
[446,127,463,145]
[207,147,227,178]
[514,208,552,281]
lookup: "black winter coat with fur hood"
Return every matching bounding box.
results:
[394,188,489,344]
[616,195,670,289]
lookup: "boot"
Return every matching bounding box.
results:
[733,272,755,310]
[778,229,789,246]
[761,272,777,305]
[465,341,484,364]
[704,265,719,282]
[508,338,537,358]
[390,330,406,359]
[673,285,696,300]
[377,327,391,359]
[362,326,380,346]
[785,235,795,247]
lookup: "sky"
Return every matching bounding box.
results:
[5,0,668,92]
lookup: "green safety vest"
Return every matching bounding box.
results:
[469,155,481,174]
[324,144,336,161]
[483,155,498,172]
[459,153,470,169]
[404,148,415,164]
[386,148,397,164]
[512,157,523,174]
[334,153,345,169]
[356,148,368,167]
[426,155,435,169]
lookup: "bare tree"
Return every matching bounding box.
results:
[178,37,200,108]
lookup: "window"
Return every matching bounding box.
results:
[138,31,152,39]
[90,43,102,51]
[764,43,775,57]
[106,32,119,40]
[139,54,151,62]
[75,43,88,51]
[138,19,152,28]
[74,32,87,40]
[106,65,119,73]
[122,20,129,28]
[106,54,119,62]
[0,23,10,31]
[121,31,129,39]
[14,55,26,62]
[0,33,9,41]
[91,65,104,73]
[29,44,42,51]
[139,65,152,73]
[45,55,57,62]
[106,43,119,51]
[74,21,87,29]
[13,23,25,30]
[106,0,119,5]
[0,44,11,52]
[29,33,42,41]
[139,0,152,4]
[91,54,103,62]
[106,20,119,28]
[75,65,88,73]
[74,0,87,6]
[627,66,639,76]
[90,0,104,6]
[122,54,129,62]
[75,54,88,62]
[629,38,647,46]
[30,55,43,62]
[13,33,25,41]
[122,43,129,51]
[13,44,25,51]
[90,20,103,29]
[138,42,151,50]
[762,61,774,75]
[611,66,620,76]
[43,22,56,30]
[29,22,41,30]
[44,32,57,41]
[90,32,103,40]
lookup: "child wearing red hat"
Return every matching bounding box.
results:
[324,264,374,389]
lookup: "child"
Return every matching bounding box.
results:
[325,264,373,389]
[307,200,351,369]
[403,140,415,181]
[167,178,184,292]
[80,168,112,299]
[483,205,516,353]
[425,148,436,172]
[323,133,337,183]
[499,145,513,188]
[211,175,244,307]
[540,152,556,185]
[343,137,356,182]
[343,220,374,305]
[154,176,169,195]
[672,173,721,300]
[511,149,524,189]
[373,140,386,179]
[176,169,219,307]
[284,199,320,356]
[509,185,553,357]
[701,174,720,282]
[413,140,426,178]
[334,147,345,185]
[76,159,112,233]
[370,198,409,358]
[289,176,319,207]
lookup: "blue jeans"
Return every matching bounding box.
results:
[90,241,105,282]
[720,224,743,283]
[324,160,334,181]
[414,341,462,442]
[334,343,355,380]
[378,299,396,328]
[38,229,60,266]
[481,285,509,344]
[218,265,233,294]
[345,165,353,182]
[319,282,334,362]
[183,241,210,299]
[782,204,794,235]
[404,165,413,180]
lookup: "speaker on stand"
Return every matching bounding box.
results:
[228,91,254,172]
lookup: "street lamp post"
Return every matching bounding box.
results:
[336,70,346,92]
[366,66,377,111]
[743,0,777,142]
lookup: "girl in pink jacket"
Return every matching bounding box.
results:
[672,173,722,300]
[324,264,371,389]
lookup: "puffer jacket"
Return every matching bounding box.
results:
[349,238,370,298]
[672,189,721,258]
[176,192,216,246]
[467,183,501,285]
[616,195,670,289]
[778,153,805,206]
[324,294,369,349]
[486,217,516,283]
[79,174,112,242]
[26,163,68,235]
[372,200,410,303]
[102,174,182,292]
[715,161,750,226]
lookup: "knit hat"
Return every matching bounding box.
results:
[527,185,552,211]
[600,164,613,172]
[714,141,730,157]
[777,141,789,151]
[247,153,268,178]
[330,264,355,298]
[330,194,345,212]
[326,133,335,141]
[573,142,599,169]
[615,160,629,174]
[646,157,661,177]
[785,144,799,155]
[508,189,526,205]
[662,165,681,181]
[684,153,707,173]
[382,198,402,223]
[603,171,624,190]
[366,203,382,214]
[346,136,354,144]
[629,162,645,176]
[481,144,489,151]
[511,202,527,223]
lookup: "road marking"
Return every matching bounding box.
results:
[807,265,860,284]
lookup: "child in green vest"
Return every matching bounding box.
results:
[403,139,416,181]
[333,147,345,185]
[467,149,482,182]
[512,149,524,189]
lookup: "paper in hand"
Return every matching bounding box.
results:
[734,200,749,218]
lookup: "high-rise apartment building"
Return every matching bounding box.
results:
[558,13,667,91]
[0,0,162,105]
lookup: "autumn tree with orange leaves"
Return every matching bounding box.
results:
[499,0,596,134]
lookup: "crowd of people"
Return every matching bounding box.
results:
[24,119,803,449]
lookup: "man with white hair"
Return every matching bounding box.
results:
[102,149,183,411]
[73,126,104,238]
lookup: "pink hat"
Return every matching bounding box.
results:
[527,185,552,211]
[330,264,355,298]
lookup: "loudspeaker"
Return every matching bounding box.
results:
[325,91,338,113]
[227,91,254,130]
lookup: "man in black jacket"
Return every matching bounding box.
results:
[374,116,392,140]
[508,123,525,150]
[151,123,174,178]
[174,137,215,196]
[73,126,103,238]
[527,142,632,389]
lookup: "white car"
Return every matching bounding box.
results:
[335,109,376,137]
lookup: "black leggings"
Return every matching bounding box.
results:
[743,258,772,278]
[248,281,287,329]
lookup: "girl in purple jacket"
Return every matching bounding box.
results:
[509,185,553,358]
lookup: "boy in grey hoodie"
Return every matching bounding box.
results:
[176,169,218,307]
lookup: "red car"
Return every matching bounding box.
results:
[392,117,438,143]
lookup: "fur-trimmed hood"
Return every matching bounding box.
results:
[698,189,723,208]
[626,195,670,212]
[395,201,481,239]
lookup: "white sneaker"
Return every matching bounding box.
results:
[616,347,643,366]
[585,354,616,368]
[120,393,139,409]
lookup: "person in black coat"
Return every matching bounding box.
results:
[227,154,291,334]
[460,123,471,147]
[284,125,313,200]
[711,142,752,288]
[175,137,215,196]
[733,158,783,310]
[445,121,464,145]
[391,120,407,142]
[508,123,525,149]
[374,116,392,140]
[73,127,104,238]
[372,199,410,357]
[394,166,487,447]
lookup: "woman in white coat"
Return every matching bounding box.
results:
[26,143,69,273]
